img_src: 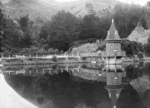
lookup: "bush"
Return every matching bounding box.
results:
[51,55,57,62]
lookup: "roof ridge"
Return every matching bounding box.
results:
[106,19,121,41]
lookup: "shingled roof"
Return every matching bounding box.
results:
[106,19,121,41]
[128,22,150,44]
[106,86,123,108]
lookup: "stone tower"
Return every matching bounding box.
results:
[102,19,125,64]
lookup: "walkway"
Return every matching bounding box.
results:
[0,53,100,60]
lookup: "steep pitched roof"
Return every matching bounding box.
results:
[106,19,121,41]
[106,88,122,108]
[134,22,145,32]
[128,22,149,44]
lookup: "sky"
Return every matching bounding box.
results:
[118,0,149,6]
[56,0,79,2]
[55,0,149,6]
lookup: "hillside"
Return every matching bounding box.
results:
[53,0,117,16]
[70,43,99,54]
[0,0,57,20]
[0,0,117,20]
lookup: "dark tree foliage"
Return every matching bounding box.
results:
[79,14,100,40]
[0,8,5,52]
[39,10,80,51]
[79,14,111,41]
[0,11,34,54]
[144,38,150,56]
[3,19,21,47]
[19,15,30,32]
[18,15,34,48]
[0,10,22,54]
[122,39,144,57]
[114,2,147,38]
[21,32,33,48]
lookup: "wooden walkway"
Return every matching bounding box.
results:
[0,53,100,60]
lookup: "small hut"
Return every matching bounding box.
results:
[128,22,150,44]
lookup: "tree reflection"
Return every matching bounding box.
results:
[117,84,144,108]
[4,71,111,108]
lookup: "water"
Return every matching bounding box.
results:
[0,62,150,108]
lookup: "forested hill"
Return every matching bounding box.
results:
[0,0,57,20]
[0,0,117,20]
[1,1,150,57]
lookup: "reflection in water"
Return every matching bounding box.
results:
[0,63,150,108]
[118,84,144,108]
[0,73,37,108]
[102,65,126,108]
[4,72,111,108]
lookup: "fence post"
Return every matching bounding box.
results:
[36,70,38,74]
[1,54,3,59]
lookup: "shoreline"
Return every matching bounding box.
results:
[1,56,150,66]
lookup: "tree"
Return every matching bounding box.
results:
[122,39,144,57]
[85,2,96,15]
[79,14,111,41]
[0,8,4,52]
[144,38,150,56]
[39,10,80,51]
[18,15,33,48]
[19,15,29,32]
[114,2,147,38]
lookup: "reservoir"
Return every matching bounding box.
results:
[0,62,150,108]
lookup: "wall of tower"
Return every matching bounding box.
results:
[106,73,122,85]
[106,42,122,57]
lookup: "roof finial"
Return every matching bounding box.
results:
[112,18,114,23]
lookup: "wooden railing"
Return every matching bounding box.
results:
[0,53,101,60]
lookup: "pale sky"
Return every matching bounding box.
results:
[56,0,79,2]
[118,0,149,6]
[40,0,149,6]
[55,0,149,6]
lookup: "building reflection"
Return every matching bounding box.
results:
[102,65,126,108]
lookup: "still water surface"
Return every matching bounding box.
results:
[0,63,150,108]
